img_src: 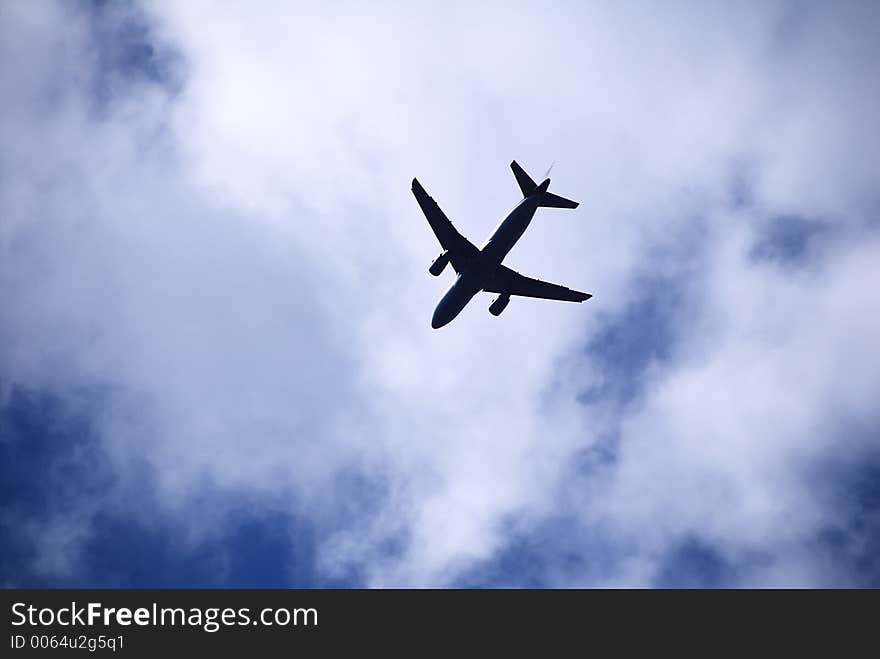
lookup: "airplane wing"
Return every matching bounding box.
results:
[484,265,592,303]
[412,178,479,273]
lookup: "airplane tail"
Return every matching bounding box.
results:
[540,191,579,209]
[510,160,579,209]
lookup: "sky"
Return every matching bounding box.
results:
[1,0,879,587]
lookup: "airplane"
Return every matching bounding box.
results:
[412,160,592,329]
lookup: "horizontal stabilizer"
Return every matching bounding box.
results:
[511,160,537,197]
[540,192,579,209]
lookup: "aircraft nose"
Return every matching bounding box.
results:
[431,309,448,329]
[431,301,452,329]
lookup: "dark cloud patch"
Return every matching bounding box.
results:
[453,516,627,588]
[650,437,880,588]
[653,537,739,588]
[809,454,880,587]
[8,506,327,588]
[0,384,344,587]
[73,509,318,588]
[571,217,710,471]
[0,385,112,585]
[85,1,183,109]
[749,215,831,268]
[578,282,683,408]
[327,468,391,533]
[578,212,711,411]
[727,161,759,211]
[458,517,765,588]
[452,520,571,588]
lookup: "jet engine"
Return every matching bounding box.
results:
[489,293,511,316]
[429,251,450,276]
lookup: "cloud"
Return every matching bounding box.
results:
[1,0,878,587]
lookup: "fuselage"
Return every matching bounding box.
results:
[431,183,548,329]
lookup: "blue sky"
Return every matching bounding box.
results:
[1,1,879,587]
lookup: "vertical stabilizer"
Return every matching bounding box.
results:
[510,160,537,197]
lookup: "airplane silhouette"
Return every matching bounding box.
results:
[412,160,592,329]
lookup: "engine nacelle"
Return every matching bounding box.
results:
[429,251,450,276]
[489,293,511,316]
